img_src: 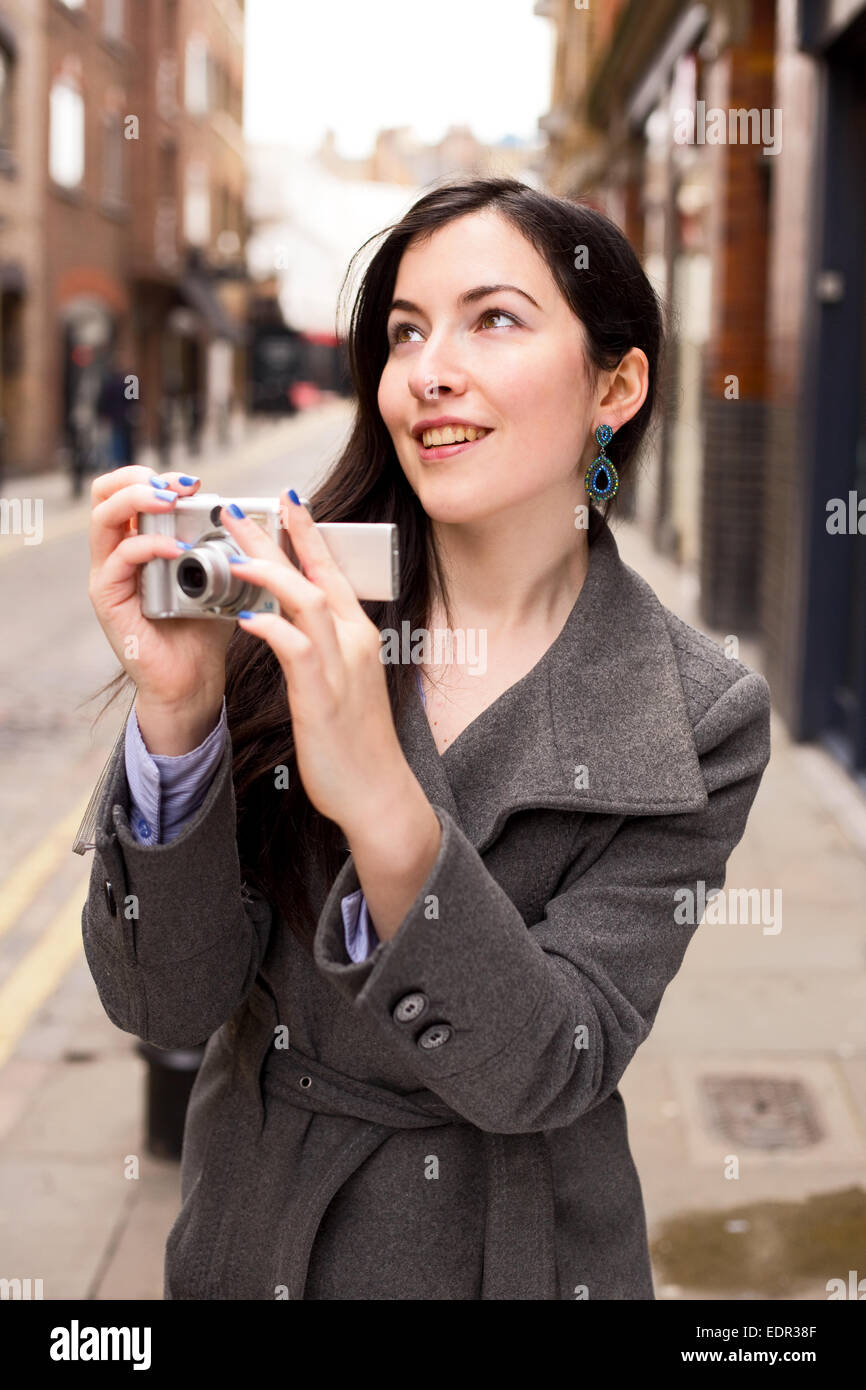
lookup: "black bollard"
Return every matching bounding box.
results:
[135,1040,206,1161]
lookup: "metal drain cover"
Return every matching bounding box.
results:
[699,1074,823,1150]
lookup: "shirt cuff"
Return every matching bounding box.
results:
[340,888,380,963]
[124,696,228,846]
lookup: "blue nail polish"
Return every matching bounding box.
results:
[154,487,177,500]
[148,476,165,489]
[287,489,300,505]
[228,555,250,564]
[237,610,255,619]
[178,474,199,486]
[226,503,245,519]
[176,541,193,551]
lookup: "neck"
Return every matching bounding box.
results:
[428,489,591,636]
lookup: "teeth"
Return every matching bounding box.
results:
[421,425,487,448]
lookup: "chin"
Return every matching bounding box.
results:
[416,488,501,526]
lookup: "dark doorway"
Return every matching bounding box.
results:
[801,9,866,784]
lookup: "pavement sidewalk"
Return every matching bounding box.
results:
[1,502,864,1301]
[614,522,866,1300]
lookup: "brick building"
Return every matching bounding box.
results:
[128,0,247,463]
[0,0,248,485]
[537,0,866,789]
[0,1,48,480]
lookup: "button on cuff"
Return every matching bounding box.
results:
[416,1022,452,1051]
[392,991,428,1024]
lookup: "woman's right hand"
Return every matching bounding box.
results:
[88,465,236,753]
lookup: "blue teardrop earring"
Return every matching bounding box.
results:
[585,423,619,503]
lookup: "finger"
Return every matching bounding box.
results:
[145,470,202,494]
[90,468,201,504]
[218,503,292,568]
[281,491,361,621]
[235,610,330,709]
[90,480,183,568]
[95,533,190,604]
[227,555,342,677]
[91,464,158,504]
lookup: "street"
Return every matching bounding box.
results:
[1,400,865,1299]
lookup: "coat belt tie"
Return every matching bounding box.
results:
[239,979,559,1300]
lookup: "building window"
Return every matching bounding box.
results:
[184,33,209,115]
[184,159,209,245]
[0,45,13,156]
[209,57,221,113]
[101,110,123,203]
[155,198,178,269]
[156,140,178,267]
[159,138,177,197]
[50,74,85,188]
[156,52,178,117]
[103,0,125,42]
[163,0,178,45]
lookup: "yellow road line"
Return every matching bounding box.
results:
[0,796,92,942]
[0,881,86,1071]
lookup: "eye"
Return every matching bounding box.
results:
[388,321,422,346]
[479,308,520,330]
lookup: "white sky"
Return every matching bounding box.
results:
[243,0,555,158]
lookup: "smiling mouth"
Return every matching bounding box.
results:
[420,425,490,448]
[416,426,493,459]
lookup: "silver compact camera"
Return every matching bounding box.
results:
[138,494,400,618]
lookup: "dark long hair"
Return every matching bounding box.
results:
[90,177,664,949]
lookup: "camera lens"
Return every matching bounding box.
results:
[177,556,207,598]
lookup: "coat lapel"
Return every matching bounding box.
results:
[395,518,708,855]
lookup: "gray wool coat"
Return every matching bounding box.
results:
[81,517,771,1300]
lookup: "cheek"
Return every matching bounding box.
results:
[491,345,586,445]
[376,371,392,425]
[377,369,416,477]
[378,369,414,453]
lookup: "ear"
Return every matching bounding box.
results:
[597,347,649,431]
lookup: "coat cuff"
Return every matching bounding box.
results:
[82,713,273,1046]
[313,804,547,1079]
[88,717,249,966]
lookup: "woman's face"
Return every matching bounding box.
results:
[377,210,597,527]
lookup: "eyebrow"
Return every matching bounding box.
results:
[387,283,542,317]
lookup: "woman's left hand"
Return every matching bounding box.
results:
[220,492,411,837]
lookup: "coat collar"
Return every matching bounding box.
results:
[395,517,708,853]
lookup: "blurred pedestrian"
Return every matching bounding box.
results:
[97,367,137,468]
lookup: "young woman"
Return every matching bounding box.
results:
[83,178,771,1300]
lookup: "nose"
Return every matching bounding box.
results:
[407,330,469,403]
